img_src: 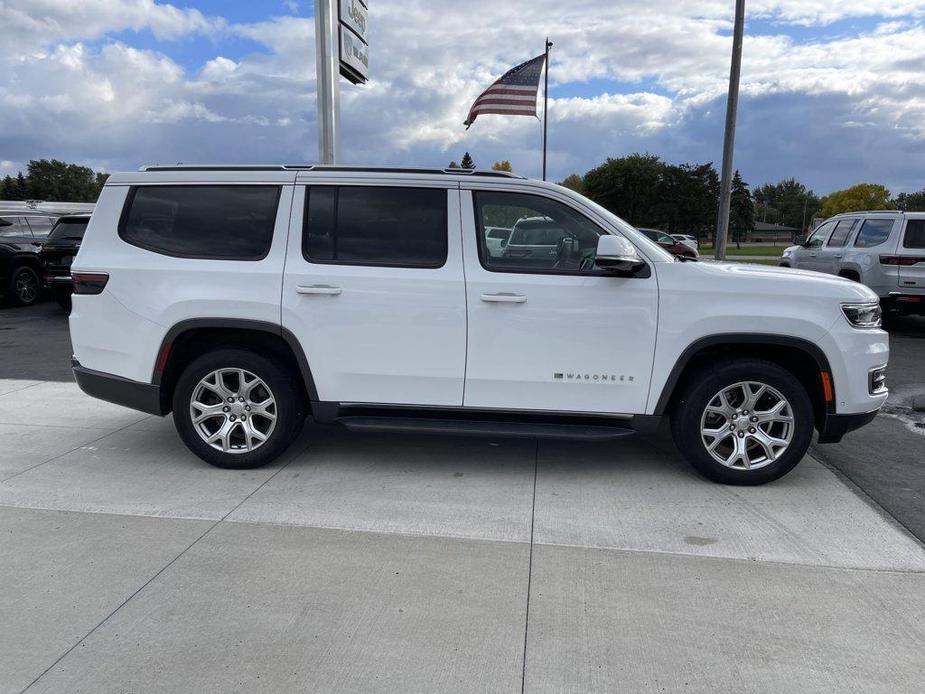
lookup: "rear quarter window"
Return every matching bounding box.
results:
[902,219,925,249]
[119,185,281,260]
[853,219,894,248]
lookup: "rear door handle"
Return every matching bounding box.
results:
[297,284,342,295]
[480,292,527,303]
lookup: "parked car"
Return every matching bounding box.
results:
[484,226,512,257]
[671,233,699,252]
[70,165,887,485]
[502,217,564,260]
[39,213,91,310]
[780,211,925,316]
[0,209,58,306]
[638,228,698,258]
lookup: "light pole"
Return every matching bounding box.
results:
[714,0,745,261]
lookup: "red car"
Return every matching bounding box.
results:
[638,228,698,258]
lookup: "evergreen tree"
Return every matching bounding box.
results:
[1,175,16,200]
[460,152,475,169]
[728,170,754,248]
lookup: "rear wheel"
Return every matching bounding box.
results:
[8,265,41,306]
[172,348,305,469]
[671,359,814,485]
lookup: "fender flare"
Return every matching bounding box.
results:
[652,333,833,416]
[152,318,319,401]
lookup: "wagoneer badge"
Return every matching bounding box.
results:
[554,373,634,383]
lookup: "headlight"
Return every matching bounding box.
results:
[781,248,792,257]
[841,302,882,328]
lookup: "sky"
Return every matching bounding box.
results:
[2,1,925,195]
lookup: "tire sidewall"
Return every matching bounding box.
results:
[172,348,304,469]
[672,360,814,485]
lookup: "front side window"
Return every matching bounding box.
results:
[474,191,607,273]
[0,216,28,239]
[902,219,925,249]
[805,221,834,248]
[303,186,447,268]
[854,219,894,248]
[826,219,856,247]
[120,185,280,260]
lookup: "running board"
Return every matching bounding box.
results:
[336,416,636,441]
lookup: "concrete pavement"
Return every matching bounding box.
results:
[2,379,924,693]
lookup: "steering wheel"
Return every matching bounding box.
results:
[553,234,579,269]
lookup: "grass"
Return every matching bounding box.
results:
[700,244,787,257]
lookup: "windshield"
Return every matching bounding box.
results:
[47,219,89,242]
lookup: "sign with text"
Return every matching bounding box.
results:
[338,0,368,84]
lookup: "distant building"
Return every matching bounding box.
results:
[750,221,798,243]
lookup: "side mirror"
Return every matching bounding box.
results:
[595,235,646,275]
[794,235,807,246]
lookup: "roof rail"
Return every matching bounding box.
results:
[139,164,525,178]
[834,209,902,215]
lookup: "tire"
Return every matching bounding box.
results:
[7,265,41,306]
[172,348,305,469]
[53,287,72,312]
[670,359,814,485]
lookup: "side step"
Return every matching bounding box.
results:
[336,416,636,441]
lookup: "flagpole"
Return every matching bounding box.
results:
[542,38,552,181]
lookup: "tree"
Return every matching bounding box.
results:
[558,173,583,193]
[447,160,460,169]
[728,170,754,248]
[753,178,819,232]
[491,160,512,172]
[1,175,17,200]
[819,183,893,218]
[583,153,665,226]
[894,189,925,212]
[460,152,475,169]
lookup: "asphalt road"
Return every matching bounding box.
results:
[2,299,924,542]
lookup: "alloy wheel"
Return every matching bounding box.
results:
[14,269,39,304]
[189,368,277,454]
[699,381,794,470]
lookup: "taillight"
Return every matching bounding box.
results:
[72,272,109,295]
[879,255,924,266]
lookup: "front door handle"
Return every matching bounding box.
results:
[834,254,843,259]
[480,292,527,303]
[297,284,342,295]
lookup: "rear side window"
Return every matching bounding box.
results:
[826,219,856,247]
[853,219,894,248]
[303,186,447,268]
[903,219,925,249]
[25,216,55,239]
[120,185,280,260]
[0,217,29,239]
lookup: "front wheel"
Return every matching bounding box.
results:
[172,348,305,469]
[671,359,814,485]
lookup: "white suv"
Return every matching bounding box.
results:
[69,165,889,485]
[780,211,925,316]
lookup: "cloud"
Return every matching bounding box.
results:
[2,0,925,194]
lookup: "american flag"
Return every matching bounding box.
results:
[464,53,547,129]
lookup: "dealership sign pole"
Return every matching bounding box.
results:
[315,0,369,165]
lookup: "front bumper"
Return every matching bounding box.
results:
[73,360,166,416]
[817,410,879,444]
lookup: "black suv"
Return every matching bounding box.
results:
[39,214,91,310]
[0,210,57,306]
